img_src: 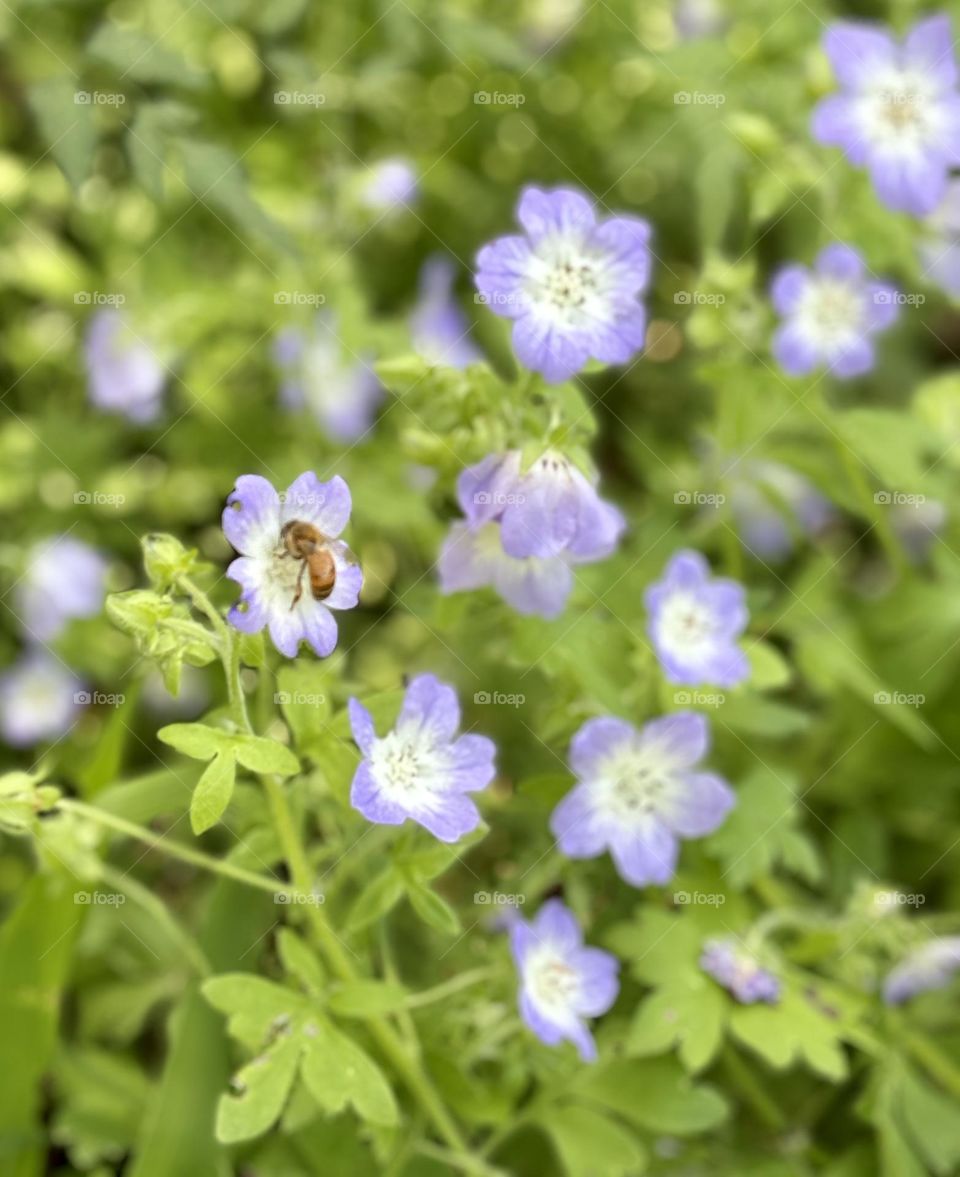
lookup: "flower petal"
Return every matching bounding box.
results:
[475,236,533,320]
[662,771,736,836]
[905,14,957,89]
[348,698,377,754]
[533,898,583,951]
[398,673,461,742]
[281,472,352,537]
[550,782,611,857]
[638,712,709,770]
[569,716,635,778]
[408,791,482,842]
[446,733,497,792]
[571,946,620,1017]
[869,150,948,217]
[512,313,591,383]
[823,21,896,89]
[609,819,678,886]
[772,321,820,376]
[351,760,408,826]
[226,556,271,633]
[517,186,596,243]
[828,336,875,379]
[811,95,868,161]
[815,243,865,282]
[223,475,281,557]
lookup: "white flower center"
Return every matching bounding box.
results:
[527,949,580,1011]
[595,741,678,824]
[369,724,445,803]
[792,277,868,352]
[524,235,609,327]
[657,591,717,658]
[859,69,943,150]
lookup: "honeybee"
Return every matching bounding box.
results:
[280,520,356,610]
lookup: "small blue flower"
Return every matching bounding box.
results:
[645,550,749,687]
[85,310,166,422]
[550,712,735,887]
[770,243,899,379]
[347,673,496,843]
[475,186,651,383]
[884,937,960,1004]
[812,15,960,217]
[438,450,625,619]
[410,256,482,368]
[17,535,107,642]
[729,460,833,562]
[0,652,85,748]
[509,898,620,1062]
[223,471,362,658]
[275,313,383,442]
[700,937,781,1004]
[361,157,419,212]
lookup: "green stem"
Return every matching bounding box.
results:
[404,967,496,1010]
[899,1028,960,1101]
[176,574,249,729]
[415,1140,506,1177]
[721,1044,787,1130]
[59,798,287,898]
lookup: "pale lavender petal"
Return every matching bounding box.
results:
[437,523,493,593]
[772,321,819,376]
[348,698,377,755]
[589,216,651,286]
[409,791,482,842]
[519,988,565,1046]
[351,761,407,826]
[281,473,352,537]
[324,554,363,611]
[568,716,635,778]
[456,452,522,525]
[550,782,610,857]
[904,14,957,88]
[398,673,461,742]
[446,733,497,792]
[223,475,281,557]
[513,314,590,384]
[267,608,307,658]
[300,605,338,657]
[828,336,875,379]
[533,897,583,951]
[869,151,947,217]
[823,22,896,88]
[703,580,749,635]
[474,236,533,320]
[571,947,620,1017]
[517,186,596,243]
[770,265,811,315]
[811,96,868,162]
[815,242,865,282]
[225,557,270,633]
[865,283,901,330]
[609,820,678,886]
[582,304,648,366]
[568,495,626,561]
[663,771,736,836]
[637,712,709,770]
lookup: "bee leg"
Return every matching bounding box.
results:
[290,563,305,611]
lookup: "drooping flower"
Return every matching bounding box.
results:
[509,898,619,1062]
[0,652,84,748]
[550,711,735,887]
[474,186,651,383]
[410,256,482,368]
[700,937,781,1004]
[347,673,496,842]
[770,243,899,379]
[361,157,419,212]
[16,535,107,641]
[919,178,960,297]
[223,471,362,658]
[645,550,749,687]
[812,15,960,217]
[437,451,625,619]
[728,460,833,561]
[85,310,166,422]
[275,314,383,442]
[884,936,960,1004]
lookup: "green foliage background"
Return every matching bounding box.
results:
[3,0,960,1173]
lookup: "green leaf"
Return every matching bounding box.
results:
[627,981,727,1072]
[277,930,324,996]
[158,723,228,761]
[190,752,237,835]
[406,881,461,934]
[202,974,307,1050]
[327,980,409,1018]
[346,868,406,932]
[541,1104,647,1177]
[87,24,204,88]
[729,986,850,1081]
[572,1058,729,1135]
[230,735,300,777]
[746,640,793,690]
[216,1033,301,1145]
[300,1022,398,1127]
[28,77,97,189]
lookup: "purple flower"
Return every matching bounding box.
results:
[884,937,960,1004]
[475,186,651,383]
[770,243,899,379]
[410,256,483,368]
[361,157,419,212]
[509,898,619,1062]
[645,550,749,687]
[729,460,833,561]
[674,0,726,41]
[550,711,735,887]
[223,472,362,658]
[85,310,166,422]
[347,673,496,842]
[919,178,960,296]
[700,937,780,1004]
[275,314,383,442]
[0,653,84,748]
[811,15,960,216]
[438,451,625,619]
[17,536,107,641]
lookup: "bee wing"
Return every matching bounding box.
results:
[324,538,360,567]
